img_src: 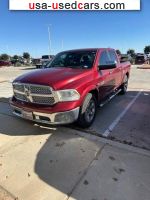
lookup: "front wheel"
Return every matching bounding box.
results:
[119,75,128,95]
[78,93,97,128]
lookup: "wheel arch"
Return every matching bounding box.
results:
[89,89,99,103]
[126,71,129,78]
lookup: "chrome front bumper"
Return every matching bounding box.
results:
[12,106,79,125]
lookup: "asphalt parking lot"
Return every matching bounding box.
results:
[0,65,150,200]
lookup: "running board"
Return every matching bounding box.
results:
[99,89,121,107]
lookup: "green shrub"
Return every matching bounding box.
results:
[14,62,22,67]
[25,63,32,66]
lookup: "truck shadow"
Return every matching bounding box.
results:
[34,90,150,199]
[34,127,101,199]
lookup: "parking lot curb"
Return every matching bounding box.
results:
[0,185,16,200]
[74,129,150,157]
[0,81,7,83]
[137,64,150,69]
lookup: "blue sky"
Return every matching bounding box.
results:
[0,0,150,57]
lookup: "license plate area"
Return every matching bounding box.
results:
[22,110,33,120]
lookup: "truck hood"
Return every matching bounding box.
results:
[14,67,92,90]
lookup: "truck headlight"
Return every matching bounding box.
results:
[56,89,80,102]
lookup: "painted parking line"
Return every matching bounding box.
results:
[102,90,142,137]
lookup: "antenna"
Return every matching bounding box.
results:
[47,24,52,55]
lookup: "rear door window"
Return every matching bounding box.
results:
[99,51,110,65]
[109,50,118,63]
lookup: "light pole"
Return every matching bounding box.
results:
[47,25,52,55]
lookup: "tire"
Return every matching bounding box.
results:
[78,93,97,128]
[119,75,128,95]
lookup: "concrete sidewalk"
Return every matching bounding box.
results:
[69,135,150,200]
[0,77,8,83]
[0,122,150,200]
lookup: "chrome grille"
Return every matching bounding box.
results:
[32,96,55,104]
[30,85,52,94]
[13,83,55,105]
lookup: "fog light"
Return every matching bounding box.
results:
[55,113,73,123]
[39,116,51,122]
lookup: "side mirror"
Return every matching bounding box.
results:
[98,62,117,70]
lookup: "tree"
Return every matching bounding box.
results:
[116,49,121,56]
[13,55,19,60]
[144,46,150,54]
[23,52,30,60]
[127,49,135,57]
[0,54,10,61]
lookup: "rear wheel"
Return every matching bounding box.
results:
[119,75,128,95]
[78,93,97,128]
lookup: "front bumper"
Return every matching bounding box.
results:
[11,105,79,125]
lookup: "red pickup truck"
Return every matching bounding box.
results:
[10,48,131,128]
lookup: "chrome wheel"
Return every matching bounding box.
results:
[78,93,97,128]
[85,99,96,123]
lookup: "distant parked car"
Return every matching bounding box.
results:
[35,55,55,68]
[0,60,11,67]
[135,54,148,64]
[120,54,134,64]
[32,58,41,66]
[146,53,150,59]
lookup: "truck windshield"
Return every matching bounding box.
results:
[47,50,96,69]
